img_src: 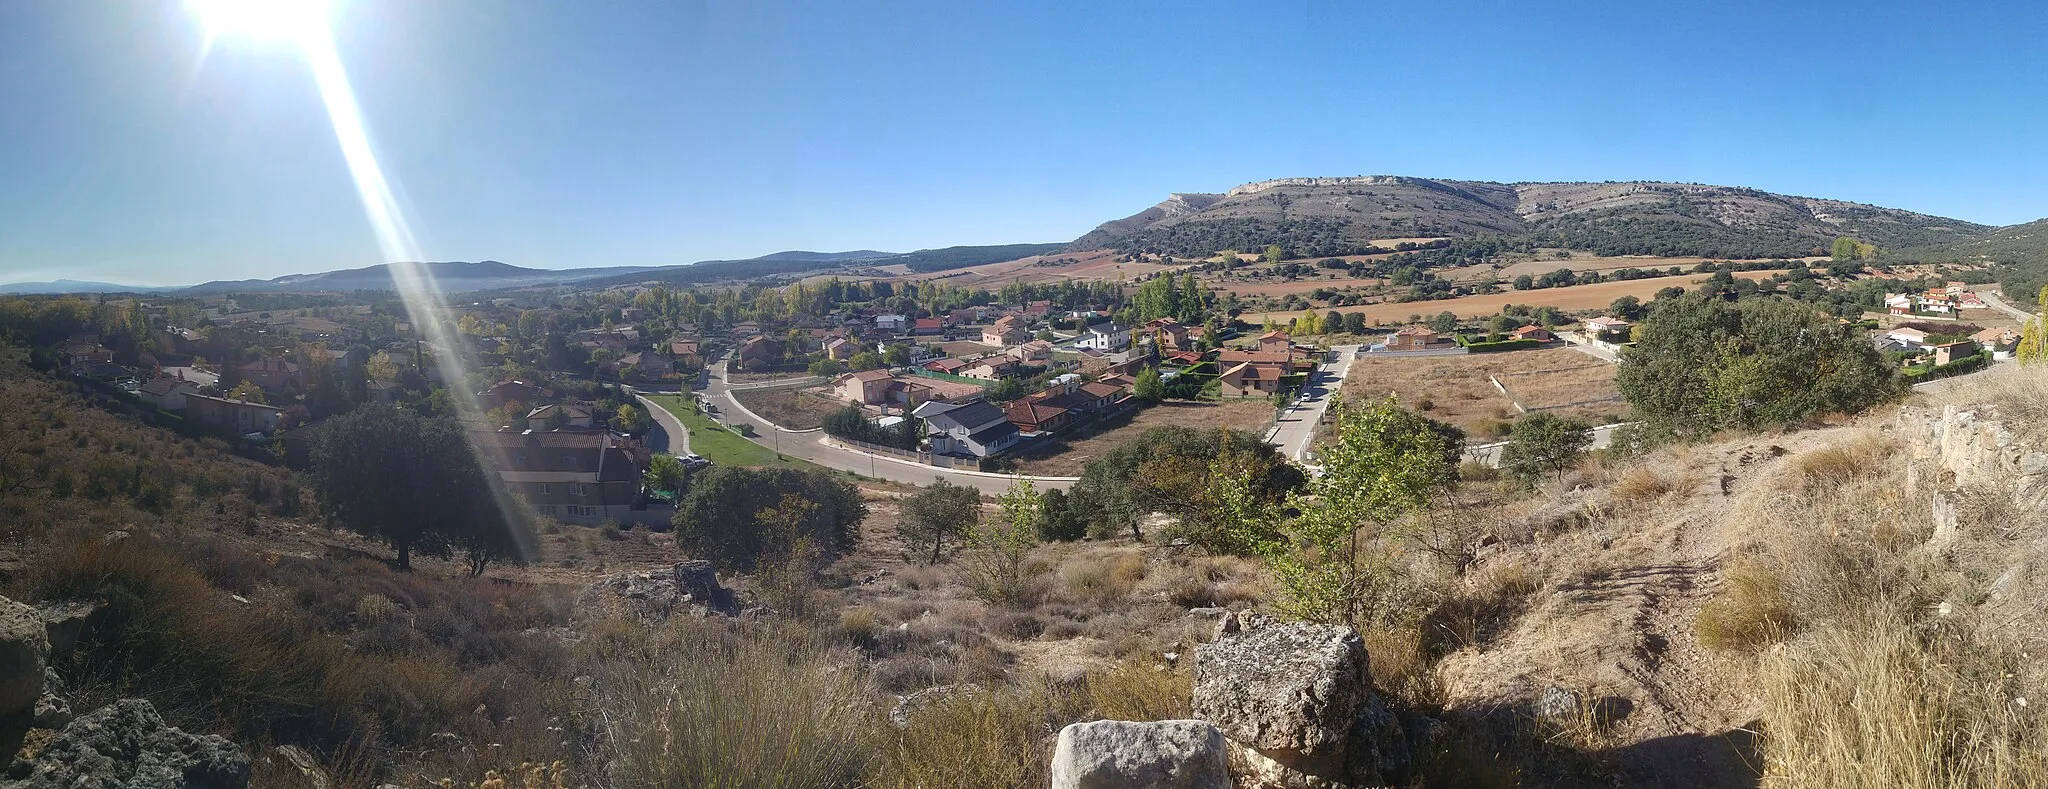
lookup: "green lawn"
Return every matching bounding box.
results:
[643,395,816,470]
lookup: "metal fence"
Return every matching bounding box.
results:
[835,437,968,469]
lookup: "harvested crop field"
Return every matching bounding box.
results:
[1268,270,1784,324]
[1340,347,1627,437]
[731,387,848,430]
[1003,400,1277,477]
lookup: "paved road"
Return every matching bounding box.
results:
[635,392,688,456]
[1268,345,1359,462]
[1463,422,1625,467]
[660,357,1069,495]
[1980,289,2036,322]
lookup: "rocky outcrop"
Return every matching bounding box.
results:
[1901,404,2048,497]
[0,598,46,724]
[2,699,249,788]
[1050,719,1229,789]
[1193,623,1409,788]
[573,561,738,622]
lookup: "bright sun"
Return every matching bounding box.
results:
[188,0,330,43]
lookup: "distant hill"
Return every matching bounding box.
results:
[873,243,1066,274]
[1070,176,1990,260]
[178,260,682,295]
[0,279,174,295]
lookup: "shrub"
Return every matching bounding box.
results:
[599,622,879,788]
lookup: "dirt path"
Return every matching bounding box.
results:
[1438,428,1848,787]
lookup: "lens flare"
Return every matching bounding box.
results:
[195,0,535,562]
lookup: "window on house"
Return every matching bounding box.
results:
[538,483,551,495]
[572,483,588,496]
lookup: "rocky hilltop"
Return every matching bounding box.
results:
[1070,175,1989,260]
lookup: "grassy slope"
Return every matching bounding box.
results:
[644,394,814,470]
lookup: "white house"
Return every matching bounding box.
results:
[1886,327,1930,349]
[874,314,910,331]
[1077,322,1131,352]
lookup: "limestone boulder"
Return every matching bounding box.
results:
[0,597,48,723]
[1050,719,1229,789]
[1193,622,1408,787]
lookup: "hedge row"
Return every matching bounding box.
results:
[1904,351,1991,382]
[1455,336,1544,353]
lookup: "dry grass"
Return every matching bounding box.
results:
[1607,464,1695,508]
[730,388,847,430]
[1695,559,1795,651]
[1939,363,2048,436]
[1341,348,1627,435]
[1709,418,2048,787]
[1761,616,2047,787]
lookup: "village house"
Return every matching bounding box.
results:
[734,336,784,371]
[874,314,910,332]
[835,369,938,407]
[1007,340,1054,363]
[367,379,402,404]
[1219,361,1286,397]
[922,358,972,375]
[186,393,283,434]
[915,398,1020,458]
[1510,325,1555,342]
[618,350,674,382]
[1216,349,1298,369]
[982,316,1027,346]
[138,375,198,411]
[470,429,645,525]
[1255,330,1292,353]
[1023,301,1054,321]
[1003,398,1073,434]
[238,357,306,391]
[913,317,943,336]
[1078,322,1132,352]
[480,380,547,409]
[1582,317,1633,343]
[825,337,858,361]
[1381,326,1457,352]
[1885,327,1930,350]
[1931,340,1979,366]
[161,326,205,354]
[1972,326,2021,358]
[668,339,703,368]
[961,358,1019,380]
[525,403,595,431]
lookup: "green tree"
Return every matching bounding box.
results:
[1264,244,1285,264]
[614,403,647,434]
[1499,412,1594,484]
[1132,367,1165,402]
[847,351,881,371]
[1261,398,1459,627]
[1617,293,1902,440]
[1038,488,1084,541]
[1512,274,1534,290]
[312,406,524,572]
[899,479,981,565]
[1071,426,1306,541]
[1607,295,1644,321]
[1427,311,1459,334]
[671,467,866,571]
[959,478,1043,606]
[1342,312,1368,335]
[2019,286,2048,365]
[645,454,687,495]
[882,344,912,367]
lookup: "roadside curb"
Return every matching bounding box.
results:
[817,436,1081,483]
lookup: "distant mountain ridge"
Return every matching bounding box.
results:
[1070,176,1993,259]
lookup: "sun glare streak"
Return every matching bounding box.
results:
[197,0,537,561]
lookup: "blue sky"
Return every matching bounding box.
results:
[2,0,2045,286]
